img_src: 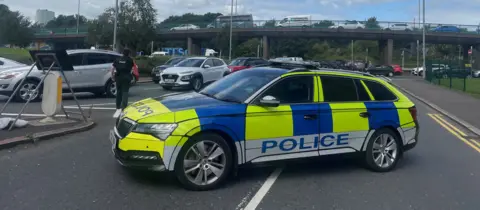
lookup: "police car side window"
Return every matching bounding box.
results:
[321,76,358,102]
[363,80,397,101]
[0,60,4,65]
[354,79,371,101]
[259,76,314,104]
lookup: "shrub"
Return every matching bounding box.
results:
[135,56,172,76]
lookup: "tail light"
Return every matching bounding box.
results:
[409,106,417,121]
[229,66,247,72]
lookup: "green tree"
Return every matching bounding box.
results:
[116,0,157,52]
[158,12,222,30]
[235,38,260,57]
[365,17,380,29]
[0,4,34,46]
[263,19,276,28]
[313,20,334,28]
[44,14,88,28]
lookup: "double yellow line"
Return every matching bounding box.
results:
[428,113,480,153]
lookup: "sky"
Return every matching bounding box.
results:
[2,0,480,26]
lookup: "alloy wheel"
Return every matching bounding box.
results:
[372,133,398,168]
[183,140,226,186]
[19,83,39,101]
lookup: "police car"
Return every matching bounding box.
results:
[110,62,419,191]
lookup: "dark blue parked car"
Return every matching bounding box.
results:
[431,25,461,32]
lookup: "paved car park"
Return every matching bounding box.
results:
[1,79,480,210]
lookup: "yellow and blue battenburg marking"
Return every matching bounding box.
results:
[120,83,415,168]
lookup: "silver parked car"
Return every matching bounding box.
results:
[159,57,231,91]
[0,49,122,102]
[0,57,27,70]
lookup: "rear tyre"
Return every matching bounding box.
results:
[162,86,172,90]
[174,132,233,191]
[153,80,160,84]
[364,128,402,172]
[387,72,394,77]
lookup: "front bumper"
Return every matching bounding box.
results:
[159,73,192,88]
[110,129,166,171]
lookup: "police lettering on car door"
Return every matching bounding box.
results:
[261,134,350,153]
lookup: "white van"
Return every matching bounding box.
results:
[276,15,312,27]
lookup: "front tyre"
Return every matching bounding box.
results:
[191,77,203,92]
[365,128,402,172]
[174,133,233,191]
[106,79,116,98]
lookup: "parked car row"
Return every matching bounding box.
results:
[166,16,467,33]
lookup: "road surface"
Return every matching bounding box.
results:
[1,81,480,210]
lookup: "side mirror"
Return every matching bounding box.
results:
[259,95,280,107]
[203,65,211,68]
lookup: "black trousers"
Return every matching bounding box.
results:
[115,77,131,110]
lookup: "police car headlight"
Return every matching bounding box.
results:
[133,123,177,140]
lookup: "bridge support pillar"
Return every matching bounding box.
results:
[187,37,200,56]
[378,39,393,65]
[262,36,269,60]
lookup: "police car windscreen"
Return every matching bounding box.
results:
[199,69,284,102]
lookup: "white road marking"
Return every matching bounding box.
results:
[1,113,66,117]
[63,106,116,110]
[243,167,284,210]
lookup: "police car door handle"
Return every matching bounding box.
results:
[304,114,317,120]
[359,112,370,118]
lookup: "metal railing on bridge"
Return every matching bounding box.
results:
[155,20,480,34]
[34,27,88,36]
[425,60,480,96]
[34,20,480,37]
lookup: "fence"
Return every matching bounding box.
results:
[424,60,480,96]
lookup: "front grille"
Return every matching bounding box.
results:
[116,118,134,138]
[162,74,179,81]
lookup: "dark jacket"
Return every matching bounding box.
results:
[113,56,134,80]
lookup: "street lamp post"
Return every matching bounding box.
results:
[422,0,426,79]
[113,0,119,51]
[418,0,421,30]
[228,0,233,62]
[76,0,80,34]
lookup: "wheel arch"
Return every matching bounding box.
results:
[167,125,242,171]
[361,126,403,152]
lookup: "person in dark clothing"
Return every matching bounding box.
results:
[112,48,134,118]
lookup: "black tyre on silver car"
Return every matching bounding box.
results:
[14,79,41,102]
[364,128,402,172]
[105,79,116,98]
[191,77,203,92]
[174,133,233,191]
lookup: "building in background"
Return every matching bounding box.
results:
[35,9,55,25]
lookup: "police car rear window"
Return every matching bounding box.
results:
[320,76,359,102]
[363,80,397,101]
